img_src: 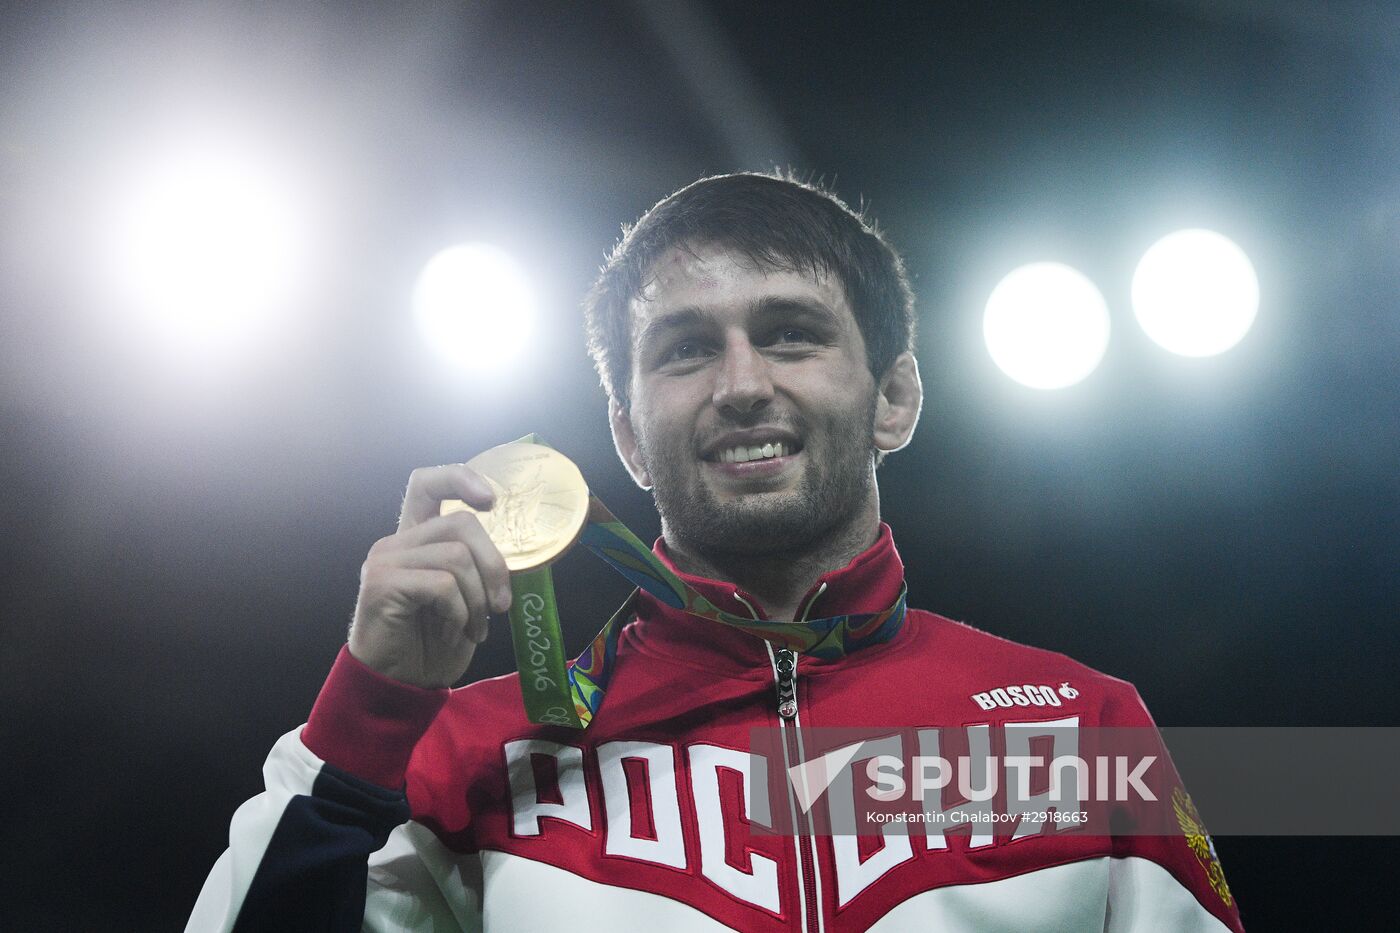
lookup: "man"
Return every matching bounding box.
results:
[189,173,1243,931]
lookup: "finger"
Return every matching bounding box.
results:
[397,464,496,533]
[383,542,495,640]
[389,512,513,614]
[447,561,491,644]
[392,510,489,548]
[393,567,472,636]
[375,540,479,601]
[457,519,513,616]
[423,570,486,647]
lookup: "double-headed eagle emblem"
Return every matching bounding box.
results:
[1172,785,1233,908]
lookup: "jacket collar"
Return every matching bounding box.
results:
[622,523,907,674]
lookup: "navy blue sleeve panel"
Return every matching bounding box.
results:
[231,764,409,933]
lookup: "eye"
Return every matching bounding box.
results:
[668,340,711,361]
[765,326,822,349]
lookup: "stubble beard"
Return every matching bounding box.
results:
[639,398,879,561]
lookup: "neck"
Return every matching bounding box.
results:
[662,494,881,621]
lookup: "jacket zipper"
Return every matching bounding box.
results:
[737,588,826,933]
[776,646,798,720]
[771,643,821,932]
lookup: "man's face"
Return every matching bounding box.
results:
[613,242,881,557]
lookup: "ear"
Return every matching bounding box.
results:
[609,399,653,489]
[873,352,923,453]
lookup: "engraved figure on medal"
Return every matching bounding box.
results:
[490,466,548,553]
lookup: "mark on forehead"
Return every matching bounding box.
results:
[645,242,726,293]
[660,241,709,269]
[652,250,716,291]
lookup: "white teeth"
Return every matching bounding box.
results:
[717,442,790,463]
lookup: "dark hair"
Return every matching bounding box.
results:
[584,171,916,408]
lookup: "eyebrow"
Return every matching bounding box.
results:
[634,307,707,353]
[634,296,843,351]
[749,295,842,328]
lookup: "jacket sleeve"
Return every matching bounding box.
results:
[1102,685,1245,933]
[185,646,472,932]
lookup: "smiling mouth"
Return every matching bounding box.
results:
[704,441,803,464]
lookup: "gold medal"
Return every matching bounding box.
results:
[440,442,590,572]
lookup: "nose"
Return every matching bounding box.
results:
[711,335,774,417]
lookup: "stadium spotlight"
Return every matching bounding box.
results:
[1132,229,1259,357]
[99,140,310,350]
[983,262,1111,390]
[412,243,537,371]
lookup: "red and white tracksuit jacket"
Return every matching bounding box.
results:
[189,525,1244,931]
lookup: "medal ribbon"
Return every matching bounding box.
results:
[502,436,908,729]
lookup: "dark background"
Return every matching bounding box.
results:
[3,1,1396,928]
